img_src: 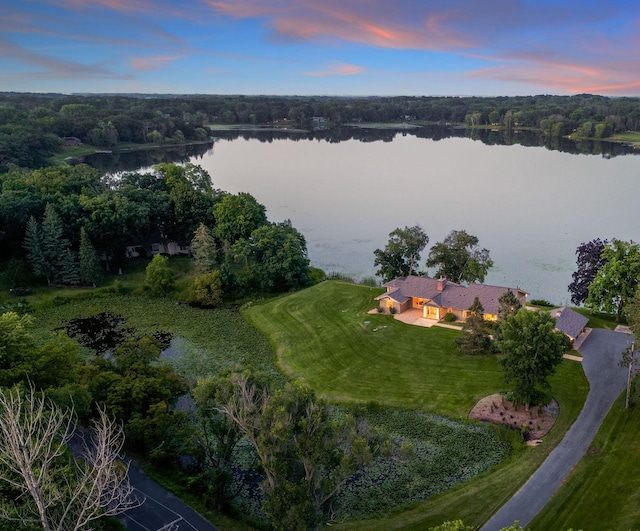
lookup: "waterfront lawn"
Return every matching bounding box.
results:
[334,361,587,529]
[246,281,505,417]
[530,393,640,531]
[245,280,589,529]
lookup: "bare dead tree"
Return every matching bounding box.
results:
[0,386,140,530]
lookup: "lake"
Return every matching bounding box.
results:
[87,128,640,304]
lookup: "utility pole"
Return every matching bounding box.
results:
[626,341,635,409]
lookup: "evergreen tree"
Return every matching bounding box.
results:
[58,247,80,286]
[40,203,79,285]
[23,216,51,284]
[455,297,491,355]
[190,223,217,275]
[79,227,102,286]
[497,290,522,321]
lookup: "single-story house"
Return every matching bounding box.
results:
[549,307,589,343]
[375,275,528,321]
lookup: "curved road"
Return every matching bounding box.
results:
[118,459,218,531]
[482,328,631,531]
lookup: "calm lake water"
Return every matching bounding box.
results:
[87,130,640,304]
[194,135,640,304]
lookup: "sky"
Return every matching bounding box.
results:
[2,0,640,96]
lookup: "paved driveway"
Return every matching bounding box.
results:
[481,328,631,531]
[117,460,218,531]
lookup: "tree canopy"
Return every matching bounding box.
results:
[497,310,569,406]
[455,297,491,355]
[373,225,428,281]
[568,238,608,305]
[586,239,640,322]
[426,230,493,284]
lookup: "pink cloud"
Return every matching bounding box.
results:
[0,35,127,78]
[304,62,366,77]
[468,60,640,96]
[206,0,478,50]
[129,55,184,71]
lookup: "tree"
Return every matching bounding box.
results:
[86,335,189,456]
[189,271,223,307]
[373,225,428,281]
[214,372,376,529]
[426,229,493,284]
[40,203,68,280]
[497,310,569,407]
[24,204,80,286]
[23,216,50,283]
[214,192,268,246]
[80,191,150,270]
[0,386,139,530]
[78,227,101,286]
[497,290,522,321]
[568,238,608,305]
[190,223,217,275]
[232,220,311,293]
[0,311,83,391]
[586,239,640,322]
[145,254,175,296]
[191,373,255,510]
[455,297,491,355]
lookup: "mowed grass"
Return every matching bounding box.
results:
[530,393,640,531]
[336,361,587,530]
[246,281,506,417]
[246,281,589,529]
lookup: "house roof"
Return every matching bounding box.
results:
[381,275,527,315]
[375,287,410,304]
[550,307,589,340]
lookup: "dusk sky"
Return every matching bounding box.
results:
[2,0,640,96]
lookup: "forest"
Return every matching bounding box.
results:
[2,92,640,172]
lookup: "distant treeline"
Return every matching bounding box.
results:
[2,92,640,171]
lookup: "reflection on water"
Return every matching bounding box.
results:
[83,142,214,173]
[84,127,640,304]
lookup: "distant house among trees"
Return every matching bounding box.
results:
[375,275,528,321]
[62,136,82,146]
[126,239,190,258]
[550,307,589,344]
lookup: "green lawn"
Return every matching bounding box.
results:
[572,307,623,330]
[22,280,592,529]
[245,281,506,417]
[530,393,640,531]
[245,281,589,529]
[335,361,587,530]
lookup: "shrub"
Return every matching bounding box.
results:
[442,312,457,322]
[145,255,175,296]
[308,267,326,285]
[528,299,554,308]
[188,271,223,307]
[326,272,355,283]
[360,276,379,287]
[389,306,397,314]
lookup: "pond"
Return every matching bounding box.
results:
[86,127,640,304]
